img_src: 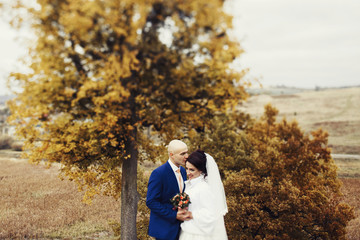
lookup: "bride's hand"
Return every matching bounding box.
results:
[186,211,193,220]
[176,207,189,221]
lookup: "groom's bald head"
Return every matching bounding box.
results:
[168,140,188,167]
[168,140,187,154]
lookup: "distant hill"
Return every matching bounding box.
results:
[240,87,360,155]
[245,85,360,96]
[246,86,307,96]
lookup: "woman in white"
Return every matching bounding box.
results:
[179,150,228,240]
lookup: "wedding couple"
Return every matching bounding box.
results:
[146,140,228,240]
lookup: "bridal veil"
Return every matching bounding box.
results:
[205,153,228,216]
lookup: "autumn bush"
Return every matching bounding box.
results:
[0,135,14,149]
[11,141,23,151]
[222,105,355,239]
[0,136,23,151]
[189,113,254,176]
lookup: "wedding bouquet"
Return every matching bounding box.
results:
[170,192,191,210]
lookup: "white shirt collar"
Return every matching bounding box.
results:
[168,159,180,172]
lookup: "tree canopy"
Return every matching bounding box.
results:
[4,0,248,238]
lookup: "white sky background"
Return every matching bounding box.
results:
[0,21,28,96]
[1,0,360,96]
[225,0,360,89]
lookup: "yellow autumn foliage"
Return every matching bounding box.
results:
[4,0,248,238]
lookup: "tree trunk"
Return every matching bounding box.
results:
[120,136,139,240]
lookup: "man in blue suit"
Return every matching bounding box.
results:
[146,140,190,240]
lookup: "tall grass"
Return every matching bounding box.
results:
[0,158,120,239]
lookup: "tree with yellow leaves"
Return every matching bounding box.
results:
[3,0,248,238]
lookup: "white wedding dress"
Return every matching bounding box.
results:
[179,176,228,240]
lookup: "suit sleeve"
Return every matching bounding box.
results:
[146,169,178,223]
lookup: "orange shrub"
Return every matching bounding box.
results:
[222,105,355,239]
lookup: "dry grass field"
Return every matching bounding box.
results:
[0,152,120,239]
[240,87,360,154]
[342,178,360,240]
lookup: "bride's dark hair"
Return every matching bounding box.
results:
[186,149,207,178]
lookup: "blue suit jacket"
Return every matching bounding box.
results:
[146,161,187,240]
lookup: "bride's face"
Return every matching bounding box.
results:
[185,161,202,180]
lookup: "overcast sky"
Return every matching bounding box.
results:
[1,0,359,96]
[225,0,360,89]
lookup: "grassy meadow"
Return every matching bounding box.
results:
[0,152,120,239]
[1,87,359,239]
[240,87,360,154]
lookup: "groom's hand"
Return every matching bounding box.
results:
[176,208,188,221]
[176,207,193,221]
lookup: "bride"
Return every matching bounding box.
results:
[179,150,228,240]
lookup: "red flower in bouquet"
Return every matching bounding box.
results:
[170,192,191,210]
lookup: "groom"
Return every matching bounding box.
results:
[146,140,191,240]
